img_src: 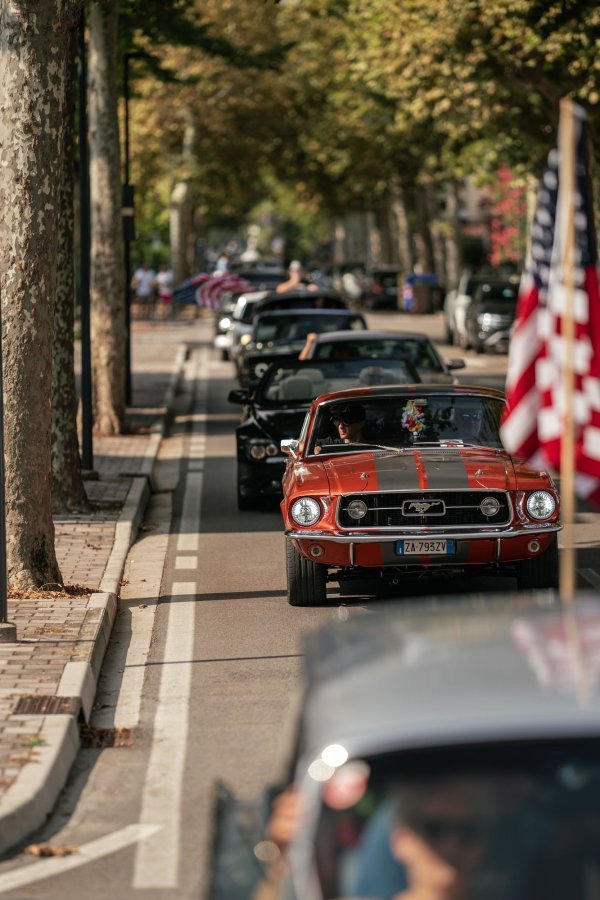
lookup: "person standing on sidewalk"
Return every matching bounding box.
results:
[131,261,156,318]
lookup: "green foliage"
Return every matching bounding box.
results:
[126,0,600,259]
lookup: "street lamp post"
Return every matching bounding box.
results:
[122,51,149,407]
[79,9,94,476]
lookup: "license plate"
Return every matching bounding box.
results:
[395,539,456,556]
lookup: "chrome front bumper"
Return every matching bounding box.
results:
[285,522,562,543]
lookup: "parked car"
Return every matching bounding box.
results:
[284,594,600,900]
[280,385,560,605]
[229,356,420,509]
[300,329,465,384]
[237,309,367,387]
[443,273,484,345]
[463,280,520,353]
[360,265,403,310]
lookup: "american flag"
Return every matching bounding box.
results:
[172,272,213,305]
[172,272,252,309]
[500,102,600,506]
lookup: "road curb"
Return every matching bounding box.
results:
[0,715,79,856]
[0,341,188,856]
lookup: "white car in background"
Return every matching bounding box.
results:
[215,291,268,364]
[443,273,483,346]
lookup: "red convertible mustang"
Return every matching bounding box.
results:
[280,385,561,605]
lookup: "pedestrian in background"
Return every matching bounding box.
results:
[131,261,156,318]
[155,263,173,318]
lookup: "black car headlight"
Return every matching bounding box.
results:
[525,490,556,520]
[291,497,322,526]
[247,440,279,461]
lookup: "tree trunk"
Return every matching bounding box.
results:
[52,27,90,514]
[89,0,126,435]
[170,113,198,285]
[0,0,80,589]
[390,183,413,273]
[425,183,446,280]
[444,181,461,289]
[414,187,435,274]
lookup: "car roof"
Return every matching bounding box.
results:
[254,308,361,320]
[297,594,600,764]
[260,288,343,302]
[310,330,431,342]
[308,383,505,406]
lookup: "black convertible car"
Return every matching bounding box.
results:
[237,308,367,388]
[228,356,421,509]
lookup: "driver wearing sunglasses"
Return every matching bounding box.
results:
[458,410,483,441]
[390,778,495,900]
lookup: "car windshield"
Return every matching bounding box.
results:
[312,740,600,900]
[478,283,519,302]
[256,359,420,406]
[313,338,443,373]
[254,314,365,345]
[255,296,345,314]
[307,394,504,453]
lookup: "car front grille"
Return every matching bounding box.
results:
[338,491,510,528]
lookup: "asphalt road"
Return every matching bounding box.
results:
[0,311,598,899]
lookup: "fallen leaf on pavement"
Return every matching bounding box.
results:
[25,844,79,857]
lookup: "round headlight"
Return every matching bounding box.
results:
[480,496,500,517]
[347,499,368,520]
[526,490,556,520]
[266,443,278,457]
[291,497,321,526]
[249,444,267,461]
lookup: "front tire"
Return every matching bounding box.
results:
[516,535,559,590]
[286,542,327,606]
[237,478,261,511]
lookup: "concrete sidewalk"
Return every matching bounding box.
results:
[0,320,196,855]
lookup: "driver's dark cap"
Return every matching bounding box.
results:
[330,403,365,424]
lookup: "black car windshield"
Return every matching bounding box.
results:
[313,338,444,374]
[257,359,421,407]
[254,313,365,345]
[478,283,519,302]
[312,740,600,900]
[307,394,504,453]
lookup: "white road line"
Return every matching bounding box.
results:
[176,471,203,552]
[579,568,600,590]
[175,556,198,569]
[0,825,160,893]
[133,583,196,889]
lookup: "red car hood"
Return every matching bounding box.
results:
[322,448,517,495]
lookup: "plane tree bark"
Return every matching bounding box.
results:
[0,0,81,589]
[89,0,126,435]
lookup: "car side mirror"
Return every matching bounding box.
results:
[447,359,466,370]
[281,439,300,458]
[228,389,249,405]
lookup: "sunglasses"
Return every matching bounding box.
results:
[412,817,490,845]
[333,418,358,427]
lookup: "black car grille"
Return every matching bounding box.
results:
[338,491,510,528]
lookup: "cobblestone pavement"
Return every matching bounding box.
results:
[0,320,196,798]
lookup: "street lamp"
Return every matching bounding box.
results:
[122,51,149,406]
[79,10,94,476]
